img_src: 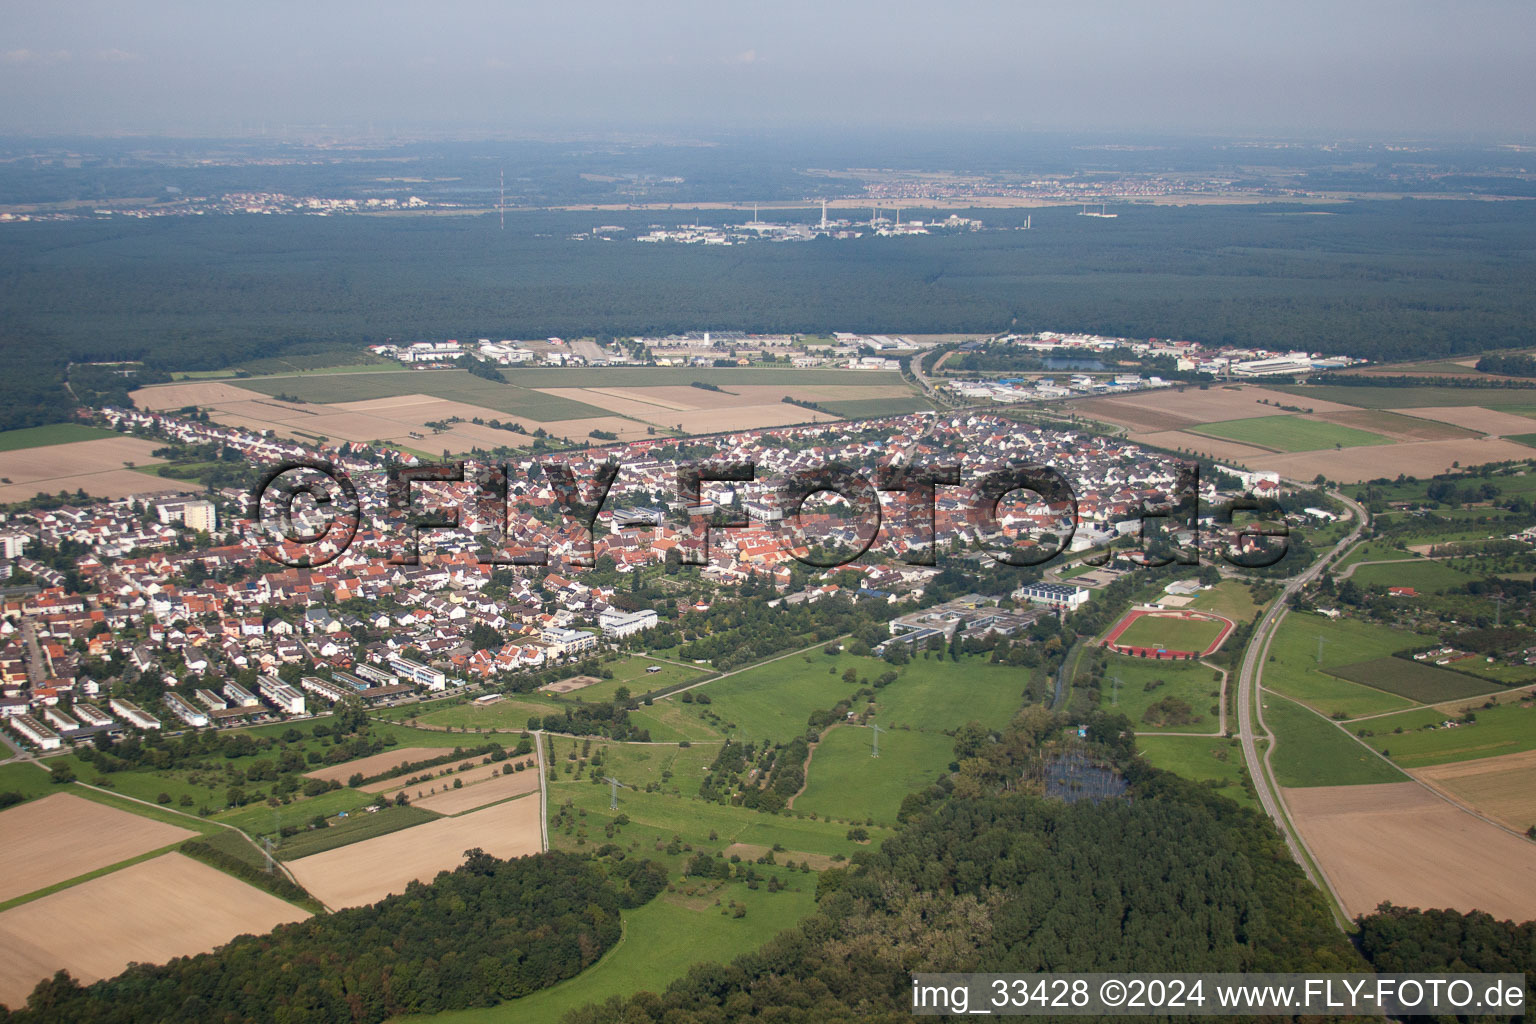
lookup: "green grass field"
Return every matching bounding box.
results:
[1135,735,1255,810]
[817,396,932,419]
[793,726,952,825]
[559,739,720,796]
[1190,414,1392,452]
[1347,559,1476,591]
[1272,385,1536,412]
[624,701,724,743]
[416,883,817,1024]
[273,804,440,860]
[563,658,709,703]
[671,651,874,745]
[1326,657,1497,704]
[0,761,57,802]
[501,367,908,389]
[1111,614,1227,654]
[869,656,1032,733]
[1508,433,1536,448]
[1262,613,1429,719]
[1262,695,1406,787]
[1187,580,1267,623]
[1095,658,1223,734]
[236,370,608,422]
[405,696,563,733]
[0,423,120,451]
[1357,701,1536,768]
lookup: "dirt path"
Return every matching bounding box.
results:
[783,723,847,811]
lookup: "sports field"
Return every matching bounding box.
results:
[1190,414,1392,452]
[1104,609,1233,658]
[793,725,953,825]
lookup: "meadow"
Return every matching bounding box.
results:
[1273,385,1536,412]
[1094,658,1223,734]
[236,370,608,422]
[1357,701,1536,768]
[792,725,953,825]
[1190,414,1391,452]
[415,883,817,1024]
[1346,559,1476,591]
[1263,695,1406,788]
[1135,735,1255,810]
[1261,613,1428,719]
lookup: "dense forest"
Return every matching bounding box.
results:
[3,199,1536,429]
[0,849,668,1023]
[1356,905,1535,1011]
[564,711,1363,1024]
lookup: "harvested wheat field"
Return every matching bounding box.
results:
[0,438,193,503]
[538,387,842,433]
[1313,410,1480,442]
[287,794,543,908]
[0,852,309,1009]
[303,747,442,785]
[130,380,275,410]
[1393,406,1536,437]
[1284,782,1536,921]
[413,766,542,815]
[1250,437,1536,483]
[1413,750,1536,833]
[1072,399,1198,433]
[0,793,196,904]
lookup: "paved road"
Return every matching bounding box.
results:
[1234,488,1368,913]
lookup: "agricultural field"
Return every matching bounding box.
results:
[1262,696,1406,787]
[1262,614,1428,719]
[416,881,818,1024]
[1273,385,1536,412]
[272,804,441,860]
[1355,700,1536,768]
[0,423,120,451]
[1135,735,1255,810]
[793,725,953,825]
[1189,414,1392,452]
[1093,658,1224,734]
[413,765,541,815]
[286,794,544,908]
[0,436,193,503]
[1326,657,1495,703]
[0,793,197,905]
[303,746,444,784]
[1283,782,1536,922]
[1412,749,1536,834]
[0,853,310,1010]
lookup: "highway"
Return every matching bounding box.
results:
[1234,488,1368,912]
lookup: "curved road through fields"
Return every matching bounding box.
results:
[1235,489,1368,913]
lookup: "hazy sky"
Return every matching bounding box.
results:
[4,0,1534,138]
